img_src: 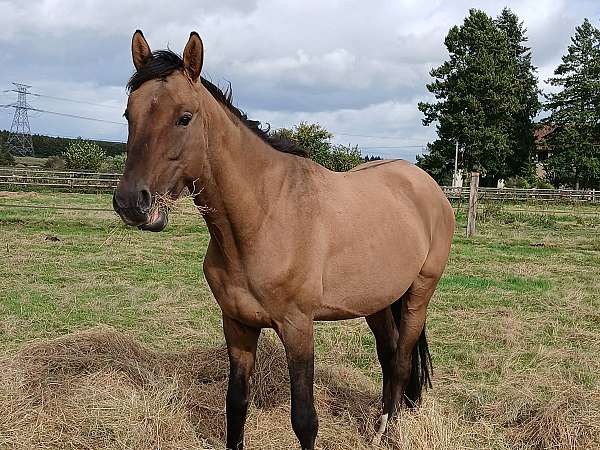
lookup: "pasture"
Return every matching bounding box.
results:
[0,190,599,449]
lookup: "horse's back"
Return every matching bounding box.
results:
[346,159,452,228]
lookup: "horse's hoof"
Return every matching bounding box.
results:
[372,413,389,446]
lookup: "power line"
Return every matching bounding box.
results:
[4,105,126,125]
[26,91,123,110]
[358,145,425,149]
[32,131,126,144]
[331,131,415,140]
[3,85,425,150]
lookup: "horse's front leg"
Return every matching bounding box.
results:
[276,314,319,450]
[223,315,261,450]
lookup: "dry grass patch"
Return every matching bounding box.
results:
[0,327,484,450]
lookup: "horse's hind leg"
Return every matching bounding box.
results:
[366,307,399,444]
[389,273,438,412]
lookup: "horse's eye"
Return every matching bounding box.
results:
[177,113,193,127]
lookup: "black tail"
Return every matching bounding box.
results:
[391,301,433,408]
[404,326,432,407]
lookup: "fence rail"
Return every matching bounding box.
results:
[0,167,119,192]
[442,186,599,203]
[0,167,599,202]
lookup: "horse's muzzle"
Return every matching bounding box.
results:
[112,190,169,232]
[138,207,169,232]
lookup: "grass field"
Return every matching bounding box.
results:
[0,191,599,449]
[13,156,48,167]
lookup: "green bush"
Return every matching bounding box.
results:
[101,154,126,173]
[534,179,555,189]
[0,138,15,166]
[62,140,106,172]
[506,176,555,190]
[505,176,530,188]
[324,145,363,172]
[272,122,364,172]
[43,155,66,170]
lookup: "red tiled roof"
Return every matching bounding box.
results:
[533,124,557,142]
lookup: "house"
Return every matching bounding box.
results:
[533,124,558,179]
[533,124,558,162]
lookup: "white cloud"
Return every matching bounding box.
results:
[0,0,598,159]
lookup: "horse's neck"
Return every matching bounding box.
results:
[192,105,294,259]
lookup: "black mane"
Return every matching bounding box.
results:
[127,50,308,157]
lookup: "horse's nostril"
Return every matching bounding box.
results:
[113,191,127,211]
[139,189,152,211]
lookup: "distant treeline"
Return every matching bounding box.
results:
[0,130,126,157]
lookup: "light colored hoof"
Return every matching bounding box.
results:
[372,413,389,446]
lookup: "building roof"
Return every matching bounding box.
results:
[533,124,558,151]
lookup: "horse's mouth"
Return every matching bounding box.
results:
[138,206,169,232]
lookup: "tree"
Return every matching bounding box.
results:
[543,18,600,189]
[272,122,363,171]
[495,8,541,178]
[101,154,127,173]
[0,137,15,166]
[43,155,66,170]
[327,144,363,172]
[63,140,106,172]
[418,9,539,185]
[0,130,126,158]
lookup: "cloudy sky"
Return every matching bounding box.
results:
[1,0,599,160]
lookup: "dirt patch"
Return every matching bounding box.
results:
[0,191,41,200]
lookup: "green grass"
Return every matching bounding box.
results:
[13,156,48,167]
[1,190,599,448]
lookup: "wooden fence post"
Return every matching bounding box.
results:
[467,172,479,237]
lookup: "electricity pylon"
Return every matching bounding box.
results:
[6,83,34,156]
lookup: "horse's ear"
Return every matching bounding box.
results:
[132,30,152,71]
[183,32,204,82]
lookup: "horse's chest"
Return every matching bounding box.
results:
[204,266,274,327]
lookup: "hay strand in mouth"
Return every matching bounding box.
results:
[152,179,213,217]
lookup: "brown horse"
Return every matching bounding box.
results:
[113,30,454,450]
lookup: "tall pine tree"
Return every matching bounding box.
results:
[417,9,539,185]
[495,8,540,178]
[543,18,600,189]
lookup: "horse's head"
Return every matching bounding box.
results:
[113,30,206,231]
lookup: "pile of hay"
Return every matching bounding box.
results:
[0,326,470,449]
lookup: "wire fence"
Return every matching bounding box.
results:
[1,167,599,208]
[443,186,599,203]
[0,167,120,192]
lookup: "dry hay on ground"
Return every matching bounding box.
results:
[0,327,469,449]
[0,327,598,449]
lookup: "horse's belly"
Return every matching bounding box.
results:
[315,236,426,320]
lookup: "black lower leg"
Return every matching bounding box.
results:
[223,317,260,450]
[278,317,319,450]
[390,291,431,410]
[366,308,398,415]
[289,357,318,450]
[226,369,251,449]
